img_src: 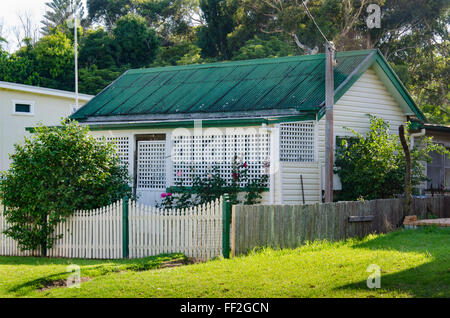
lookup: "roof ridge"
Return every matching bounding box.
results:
[127,49,377,75]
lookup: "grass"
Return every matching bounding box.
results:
[0,227,448,298]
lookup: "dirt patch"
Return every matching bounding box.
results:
[38,277,92,292]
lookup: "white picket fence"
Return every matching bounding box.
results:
[0,198,224,261]
[48,201,123,259]
[129,198,223,261]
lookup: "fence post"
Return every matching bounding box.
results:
[122,196,129,259]
[222,194,231,259]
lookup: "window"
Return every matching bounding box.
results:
[172,130,271,187]
[12,100,34,115]
[280,122,315,162]
[15,104,31,113]
[427,147,450,190]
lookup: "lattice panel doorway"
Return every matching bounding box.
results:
[135,135,167,206]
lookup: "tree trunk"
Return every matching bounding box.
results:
[41,214,48,257]
[399,125,412,218]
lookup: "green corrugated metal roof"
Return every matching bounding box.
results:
[71,49,425,122]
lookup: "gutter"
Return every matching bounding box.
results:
[26,113,318,133]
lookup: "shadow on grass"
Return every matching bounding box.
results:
[2,253,187,296]
[8,272,70,294]
[336,227,450,298]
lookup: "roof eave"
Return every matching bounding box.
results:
[0,81,94,100]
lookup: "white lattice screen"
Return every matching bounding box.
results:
[172,132,270,187]
[96,136,131,167]
[137,141,166,189]
[280,122,315,162]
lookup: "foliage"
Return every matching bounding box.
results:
[334,115,448,201]
[33,31,75,90]
[0,0,448,126]
[41,0,86,35]
[113,13,160,68]
[197,0,239,59]
[0,120,132,253]
[152,42,205,66]
[232,35,299,61]
[79,28,118,69]
[79,65,126,95]
[158,160,269,209]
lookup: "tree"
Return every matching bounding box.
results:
[12,10,40,48]
[79,65,125,95]
[87,0,136,29]
[41,0,86,35]
[113,14,160,68]
[79,28,118,69]
[198,0,239,59]
[1,39,42,86]
[33,31,75,90]
[152,42,205,66]
[232,35,299,60]
[87,0,200,42]
[334,115,448,201]
[0,120,132,255]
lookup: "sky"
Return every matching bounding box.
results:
[0,0,87,52]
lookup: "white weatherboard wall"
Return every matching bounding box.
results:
[318,67,407,186]
[281,67,408,204]
[0,85,92,172]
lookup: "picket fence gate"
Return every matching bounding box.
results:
[0,197,230,261]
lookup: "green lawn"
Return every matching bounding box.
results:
[0,227,449,298]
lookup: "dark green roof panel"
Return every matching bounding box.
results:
[72,49,424,121]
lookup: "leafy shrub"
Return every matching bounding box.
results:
[158,158,269,209]
[0,120,132,254]
[334,115,448,201]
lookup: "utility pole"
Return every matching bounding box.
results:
[324,42,335,203]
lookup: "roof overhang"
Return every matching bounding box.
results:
[421,123,450,133]
[80,108,318,124]
[0,81,93,101]
[26,113,317,132]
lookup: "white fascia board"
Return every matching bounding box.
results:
[0,81,94,101]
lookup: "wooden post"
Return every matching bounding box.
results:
[399,125,412,217]
[222,194,231,258]
[324,42,335,203]
[122,196,129,259]
[300,174,305,204]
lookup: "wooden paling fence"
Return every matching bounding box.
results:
[0,197,227,261]
[232,196,450,256]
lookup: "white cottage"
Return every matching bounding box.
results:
[71,49,426,206]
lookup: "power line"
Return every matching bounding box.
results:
[302,1,334,49]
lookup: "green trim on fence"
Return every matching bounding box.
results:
[122,197,129,259]
[222,194,232,259]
